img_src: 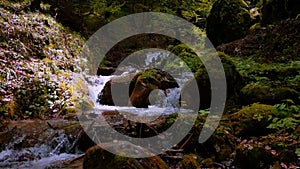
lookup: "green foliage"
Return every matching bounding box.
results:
[267,103,300,131]
[199,109,210,115]
[232,57,300,91]
[230,103,279,135]
[13,75,56,118]
[150,0,214,20]
[296,148,300,157]
[267,117,298,130]
[38,0,214,37]
[0,2,85,120]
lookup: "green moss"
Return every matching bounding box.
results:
[230,103,279,135]
[206,0,252,46]
[167,44,202,73]
[241,83,299,105]
[181,154,201,169]
[132,68,178,90]
[181,52,244,110]
[99,57,113,67]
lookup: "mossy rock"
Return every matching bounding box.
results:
[189,117,236,161]
[181,52,244,110]
[129,68,179,108]
[240,84,300,105]
[230,103,279,136]
[167,44,202,73]
[157,113,236,162]
[98,68,178,108]
[206,0,252,46]
[217,18,300,62]
[83,145,168,169]
[98,69,178,108]
[181,154,202,169]
[234,146,273,169]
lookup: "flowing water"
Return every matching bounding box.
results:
[0,127,80,168]
[0,51,194,168]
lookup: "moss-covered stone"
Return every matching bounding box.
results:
[167,44,202,73]
[83,145,168,169]
[181,52,244,110]
[206,0,252,46]
[241,84,299,105]
[98,68,178,108]
[230,103,279,136]
[129,68,178,108]
[217,18,300,62]
[181,154,201,169]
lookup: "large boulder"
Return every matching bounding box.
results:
[181,52,244,110]
[230,103,279,136]
[129,68,178,108]
[83,144,168,169]
[98,69,178,108]
[206,0,252,47]
[97,75,133,106]
[217,18,300,62]
[261,0,300,25]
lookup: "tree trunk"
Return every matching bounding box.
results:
[261,0,267,26]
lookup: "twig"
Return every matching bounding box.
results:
[47,121,57,129]
[179,133,193,149]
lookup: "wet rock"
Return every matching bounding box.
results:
[181,52,244,110]
[230,103,279,136]
[240,84,300,105]
[0,120,93,153]
[97,67,116,76]
[100,110,167,138]
[83,144,168,169]
[129,69,178,108]
[98,69,178,108]
[206,0,252,46]
[97,76,132,106]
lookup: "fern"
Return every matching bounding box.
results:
[267,117,299,130]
